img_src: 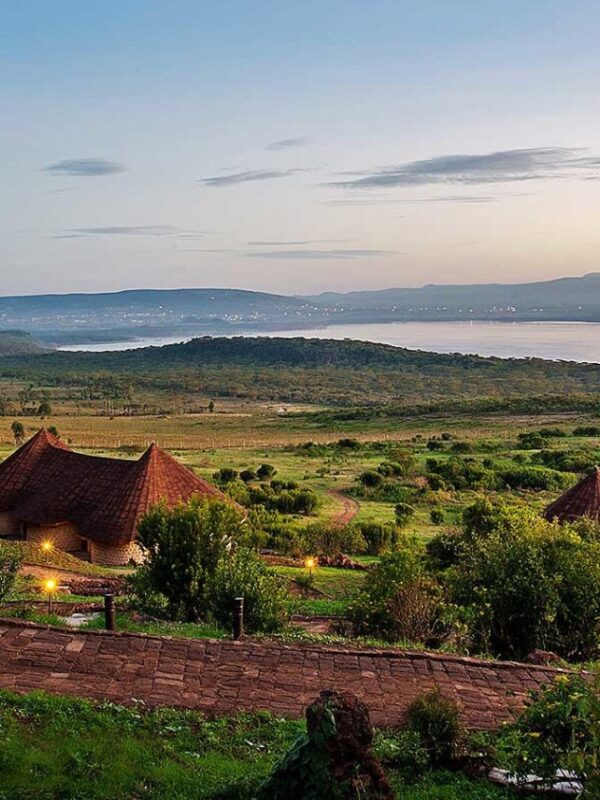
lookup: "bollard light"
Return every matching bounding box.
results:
[304,556,316,576]
[44,578,57,614]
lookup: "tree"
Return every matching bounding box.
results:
[37,400,52,417]
[208,400,215,413]
[359,470,383,490]
[134,498,244,621]
[47,425,60,439]
[395,502,416,528]
[11,420,25,446]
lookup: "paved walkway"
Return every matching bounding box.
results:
[0,619,566,729]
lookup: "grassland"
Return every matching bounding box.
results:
[0,690,514,800]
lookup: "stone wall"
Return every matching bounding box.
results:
[89,540,144,566]
[0,512,21,537]
[26,522,82,552]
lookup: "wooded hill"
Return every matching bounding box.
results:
[1,336,600,409]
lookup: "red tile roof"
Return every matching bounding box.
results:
[544,466,600,523]
[0,429,227,545]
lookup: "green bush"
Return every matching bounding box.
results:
[405,689,463,767]
[354,521,400,555]
[499,465,574,491]
[358,470,384,489]
[133,498,244,622]
[496,675,600,797]
[206,548,289,633]
[430,508,445,525]
[395,502,416,528]
[0,545,22,601]
[452,503,600,659]
[302,522,366,557]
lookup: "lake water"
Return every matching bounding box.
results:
[58,320,600,363]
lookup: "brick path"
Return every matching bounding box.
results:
[0,619,566,729]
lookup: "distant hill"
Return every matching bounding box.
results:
[309,273,600,319]
[3,274,600,343]
[0,330,44,355]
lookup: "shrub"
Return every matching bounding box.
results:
[496,675,600,797]
[426,440,445,451]
[256,463,276,480]
[430,508,445,525]
[134,498,244,621]
[573,425,600,437]
[239,468,257,483]
[0,545,22,601]
[358,470,383,489]
[302,522,366,557]
[450,442,472,454]
[206,548,289,633]
[499,465,573,491]
[405,689,463,766]
[395,502,416,528]
[337,437,361,450]
[452,504,600,660]
[348,544,451,646]
[354,521,400,555]
[214,467,238,483]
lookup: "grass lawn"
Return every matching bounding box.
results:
[0,690,516,800]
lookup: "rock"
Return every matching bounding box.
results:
[317,553,369,571]
[257,689,393,799]
[524,649,566,666]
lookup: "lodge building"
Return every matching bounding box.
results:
[0,429,227,565]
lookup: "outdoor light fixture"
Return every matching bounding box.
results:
[44,578,57,613]
[41,540,53,552]
[305,556,316,574]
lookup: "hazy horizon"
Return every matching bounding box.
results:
[3,2,600,296]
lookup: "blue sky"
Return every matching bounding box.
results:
[2,1,599,295]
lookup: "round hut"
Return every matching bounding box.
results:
[544,466,600,523]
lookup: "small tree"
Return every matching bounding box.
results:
[359,470,383,490]
[135,498,244,621]
[47,425,60,439]
[395,502,416,528]
[37,400,52,417]
[10,420,25,446]
[208,400,215,413]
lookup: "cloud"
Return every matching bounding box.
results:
[42,158,127,177]
[246,249,395,260]
[406,195,498,203]
[198,169,301,187]
[268,137,309,150]
[328,147,600,189]
[246,239,347,246]
[55,225,205,239]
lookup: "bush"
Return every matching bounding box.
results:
[430,508,445,525]
[405,689,463,767]
[256,463,276,480]
[337,437,360,450]
[206,548,289,633]
[427,440,445,451]
[133,498,244,621]
[452,504,600,659]
[395,502,416,528]
[348,544,452,646]
[239,468,257,483]
[499,465,574,491]
[302,522,366,557]
[450,442,472,454]
[496,675,600,797]
[0,545,22,601]
[214,467,238,483]
[354,521,400,555]
[358,470,384,489]
[426,530,464,572]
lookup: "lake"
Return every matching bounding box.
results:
[58,320,600,363]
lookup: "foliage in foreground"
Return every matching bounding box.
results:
[0,689,517,800]
[495,674,600,798]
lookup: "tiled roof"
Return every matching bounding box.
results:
[0,429,227,545]
[544,466,600,523]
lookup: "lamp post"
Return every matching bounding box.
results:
[305,556,316,577]
[41,540,53,564]
[44,578,57,614]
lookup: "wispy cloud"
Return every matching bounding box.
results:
[406,195,498,203]
[198,169,301,187]
[268,137,309,150]
[42,158,127,177]
[55,225,205,239]
[328,147,600,189]
[246,249,395,260]
[246,239,347,246]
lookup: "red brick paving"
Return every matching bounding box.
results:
[0,619,567,729]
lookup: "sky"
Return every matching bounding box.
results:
[1,0,600,296]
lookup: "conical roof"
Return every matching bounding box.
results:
[544,466,600,523]
[0,430,229,544]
